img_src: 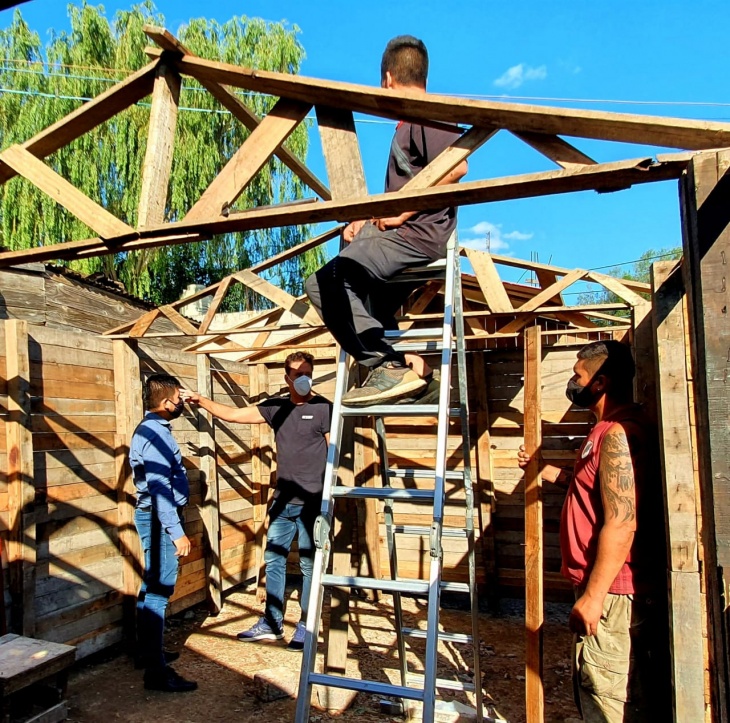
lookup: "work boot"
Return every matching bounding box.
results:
[143,666,197,693]
[342,362,426,407]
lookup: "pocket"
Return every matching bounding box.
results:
[579,641,632,703]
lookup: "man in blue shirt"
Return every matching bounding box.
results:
[130,373,197,693]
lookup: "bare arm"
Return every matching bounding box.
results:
[376,160,469,231]
[570,423,637,635]
[517,444,572,489]
[183,390,266,425]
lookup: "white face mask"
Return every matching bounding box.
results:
[289,374,312,396]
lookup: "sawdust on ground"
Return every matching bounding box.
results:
[65,585,578,723]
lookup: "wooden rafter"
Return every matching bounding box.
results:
[103,225,340,338]
[586,270,648,306]
[512,131,597,169]
[401,125,498,190]
[184,96,312,221]
[497,269,589,334]
[0,145,135,239]
[142,25,330,201]
[316,107,368,199]
[1,156,687,268]
[138,62,181,227]
[146,45,730,149]
[0,61,158,186]
[233,269,320,325]
[462,248,513,312]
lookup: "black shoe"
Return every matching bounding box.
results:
[143,666,197,693]
[134,650,181,670]
[342,362,426,407]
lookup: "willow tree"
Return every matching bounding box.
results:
[0,2,322,306]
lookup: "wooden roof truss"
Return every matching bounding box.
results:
[0,24,722,355]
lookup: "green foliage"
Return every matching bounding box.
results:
[576,246,682,321]
[0,2,322,306]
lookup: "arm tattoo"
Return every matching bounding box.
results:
[599,429,636,524]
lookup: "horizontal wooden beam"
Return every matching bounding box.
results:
[3,156,686,267]
[0,62,158,186]
[145,45,730,150]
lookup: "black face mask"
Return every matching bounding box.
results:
[167,399,185,419]
[565,379,600,408]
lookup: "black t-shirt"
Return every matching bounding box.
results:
[385,121,463,258]
[257,395,331,506]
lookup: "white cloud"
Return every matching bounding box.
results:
[504,230,534,241]
[493,63,547,90]
[459,221,532,254]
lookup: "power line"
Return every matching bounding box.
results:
[3,57,730,110]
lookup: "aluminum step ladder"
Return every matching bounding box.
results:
[295,235,483,723]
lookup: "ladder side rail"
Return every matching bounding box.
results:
[375,415,409,687]
[454,246,484,721]
[422,234,458,723]
[296,346,349,723]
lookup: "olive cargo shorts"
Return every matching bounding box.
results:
[573,592,670,723]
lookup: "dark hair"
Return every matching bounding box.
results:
[144,373,181,410]
[285,351,314,376]
[381,35,428,87]
[577,340,635,394]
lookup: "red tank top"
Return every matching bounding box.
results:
[559,406,663,595]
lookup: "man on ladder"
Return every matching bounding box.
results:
[299,35,484,723]
[305,34,468,407]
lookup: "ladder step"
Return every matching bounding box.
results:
[407,673,475,693]
[402,628,472,644]
[322,575,429,595]
[387,469,465,481]
[321,575,472,596]
[392,341,453,353]
[384,328,446,339]
[331,488,435,501]
[341,404,460,417]
[394,525,467,538]
[308,673,424,701]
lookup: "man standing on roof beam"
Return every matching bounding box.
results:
[305,35,467,406]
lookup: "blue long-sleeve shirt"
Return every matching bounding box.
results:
[129,412,189,541]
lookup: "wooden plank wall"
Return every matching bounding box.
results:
[0,322,252,657]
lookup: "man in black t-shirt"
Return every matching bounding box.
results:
[305,35,467,407]
[183,351,331,651]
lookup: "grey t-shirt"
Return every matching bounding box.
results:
[385,121,463,258]
[257,395,331,505]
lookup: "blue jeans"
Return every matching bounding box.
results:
[264,500,317,627]
[135,507,180,670]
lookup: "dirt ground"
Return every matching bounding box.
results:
[65,585,578,723]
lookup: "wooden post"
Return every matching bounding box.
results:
[251,364,266,590]
[523,325,544,723]
[652,260,706,722]
[113,339,144,638]
[471,351,498,608]
[680,150,730,722]
[137,61,180,227]
[197,355,222,614]
[5,320,36,637]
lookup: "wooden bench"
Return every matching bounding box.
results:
[0,635,76,723]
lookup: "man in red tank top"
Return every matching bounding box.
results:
[519,340,669,722]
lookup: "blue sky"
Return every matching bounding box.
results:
[5,0,730,292]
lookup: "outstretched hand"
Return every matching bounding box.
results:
[179,388,201,405]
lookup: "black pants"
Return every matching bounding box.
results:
[305,225,435,368]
